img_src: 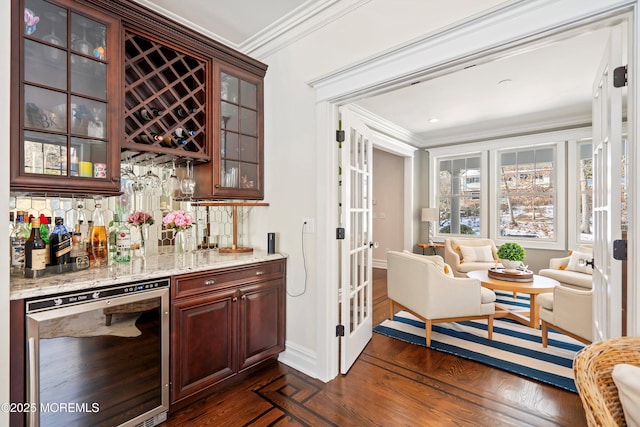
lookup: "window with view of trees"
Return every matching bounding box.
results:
[498,147,555,240]
[578,142,593,241]
[437,155,481,236]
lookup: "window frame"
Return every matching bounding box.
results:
[429,127,592,251]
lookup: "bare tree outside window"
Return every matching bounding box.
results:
[437,156,481,236]
[498,147,555,239]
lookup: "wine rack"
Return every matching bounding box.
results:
[122,30,209,164]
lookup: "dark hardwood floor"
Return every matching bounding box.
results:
[165,268,587,426]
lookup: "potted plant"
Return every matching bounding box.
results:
[497,242,526,270]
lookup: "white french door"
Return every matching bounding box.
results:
[338,107,373,374]
[592,25,625,341]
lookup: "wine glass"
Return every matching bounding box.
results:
[142,160,161,195]
[42,13,64,62]
[72,20,93,65]
[166,159,181,199]
[180,160,196,197]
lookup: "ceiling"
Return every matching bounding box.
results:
[135,0,613,148]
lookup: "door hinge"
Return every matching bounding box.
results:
[336,324,345,337]
[614,65,628,88]
[336,227,345,239]
[336,130,345,142]
[613,239,627,261]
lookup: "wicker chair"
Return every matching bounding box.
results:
[573,336,640,426]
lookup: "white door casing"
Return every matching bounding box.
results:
[592,25,625,341]
[339,107,373,374]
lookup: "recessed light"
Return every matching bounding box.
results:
[428,117,440,123]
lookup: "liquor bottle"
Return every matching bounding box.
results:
[89,201,108,267]
[175,107,197,117]
[113,219,131,263]
[139,108,162,121]
[39,214,51,266]
[50,217,72,273]
[10,213,29,276]
[71,231,90,271]
[24,217,47,278]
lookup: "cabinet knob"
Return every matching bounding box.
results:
[241,295,247,300]
[204,279,216,286]
[232,297,238,302]
[255,270,264,276]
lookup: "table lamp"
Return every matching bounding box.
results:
[421,208,438,244]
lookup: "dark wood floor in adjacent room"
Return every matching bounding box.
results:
[166,268,586,426]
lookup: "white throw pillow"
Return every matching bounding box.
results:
[565,250,593,274]
[612,364,640,427]
[459,245,494,263]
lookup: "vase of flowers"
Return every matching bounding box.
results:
[127,211,154,259]
[497,242,526,270]
[163,210,194,255]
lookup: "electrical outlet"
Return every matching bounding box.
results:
[303,218,315,233]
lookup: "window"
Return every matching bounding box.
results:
[577,141,593,242]
[437,155,481,236]
[498,146,556,241]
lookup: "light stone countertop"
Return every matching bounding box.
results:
[10,250,287,300]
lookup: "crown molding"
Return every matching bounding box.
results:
[347,104,425,149]
[242,0,371,59]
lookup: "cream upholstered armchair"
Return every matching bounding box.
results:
[387,250,496,346]
[538,286,593,347]
[444,238,501,278]
[539,244,593,290]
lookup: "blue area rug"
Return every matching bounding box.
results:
[373,291,585,392]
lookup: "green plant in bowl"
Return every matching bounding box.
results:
[497,242,526,270]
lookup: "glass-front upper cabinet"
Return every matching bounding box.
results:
[11,0,122,194]
[194,62,264,199]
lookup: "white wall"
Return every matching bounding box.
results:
[372,149,404,265]
[1,0,11,421]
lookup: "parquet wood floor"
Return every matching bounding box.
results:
[165,268,586,426]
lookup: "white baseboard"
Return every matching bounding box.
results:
[372,259,387,269]
[278,341,322,380]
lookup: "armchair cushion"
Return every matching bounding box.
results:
[612,364,640,427]
[566,250,593,275]
[459,245,494,263]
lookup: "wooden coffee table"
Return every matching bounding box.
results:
[467,270,559,329]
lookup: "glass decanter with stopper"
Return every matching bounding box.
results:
[89,197,108,267]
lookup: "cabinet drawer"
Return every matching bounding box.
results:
[173,260,284,298]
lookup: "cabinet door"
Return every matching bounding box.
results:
[12,0,122,194]
[238,278,285,371]
[194,62,264,200]
[170,288,237,404]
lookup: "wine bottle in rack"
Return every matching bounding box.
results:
[175,107,198,118]
[151,107,164,117]
[139,109,153,121]
[175,127,197,138]
[151,133,173,147]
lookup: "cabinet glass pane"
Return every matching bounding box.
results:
[221,160,239,188]
[240,108,257,136]
[71,137,107,178]
[221,73,238,103]
[25,40,67,89]
[221,102,238,132]
[71,56,106,99]
[240,136,257,163]
[238,163,257,189]
[222,132,239,159]
[70,13,102,60]
[240,80,257,109]
[70,96,106,139]
[24,85,67,133]
[24,131,67,176]
[24,0,67,47]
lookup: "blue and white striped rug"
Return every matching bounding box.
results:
[373,291,585,392]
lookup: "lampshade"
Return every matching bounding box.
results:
[421,208,438,222]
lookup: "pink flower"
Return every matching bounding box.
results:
[163,210,193,231]
[127,211,154,226]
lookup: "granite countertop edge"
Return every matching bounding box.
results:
[10,251,288,301]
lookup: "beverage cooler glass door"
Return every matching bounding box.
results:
[26,285,169,427]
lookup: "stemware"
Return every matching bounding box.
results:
[142,160,162,195]
[166,159,182,199]
[72,20,93,64]
[180,160,196,197]
[42,13,64,62]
